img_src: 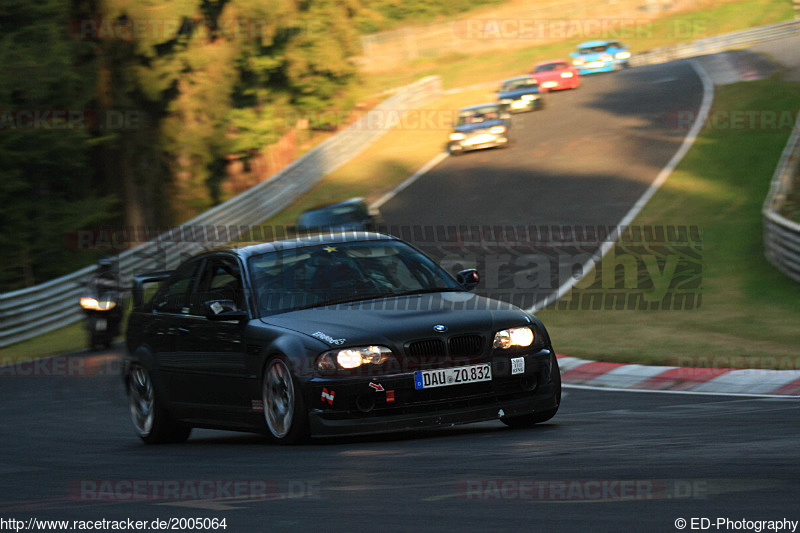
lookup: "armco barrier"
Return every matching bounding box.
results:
[763,114,800,282]
[630,20,800,67]
[0,76,442,347]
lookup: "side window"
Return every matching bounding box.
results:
[154,260,201,314]
[193,256,244,314]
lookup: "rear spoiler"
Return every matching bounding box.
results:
[132,271,173,308]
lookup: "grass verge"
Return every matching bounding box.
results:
[537,74,800,367]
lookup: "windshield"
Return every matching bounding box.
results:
[455,105,502,126]
[579,45,608,54]
[248,239,462,316]
[500,78,539,92]
[535,63,563,73]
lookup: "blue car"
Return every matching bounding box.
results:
[496,76,544,113]
[570,40,631,74]
[447,103,511,155]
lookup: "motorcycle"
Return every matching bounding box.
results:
[80,282,122,351]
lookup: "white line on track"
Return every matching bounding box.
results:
[370,152,449,210]
[528,59,715,312]
[563,383,800,399]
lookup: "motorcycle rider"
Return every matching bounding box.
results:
[89,256,121,293]
[82,256,123,350]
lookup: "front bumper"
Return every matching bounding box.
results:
[503,98,543,113]
[448,133,508,153]
[307,349,559,437]
[576,60,616,74]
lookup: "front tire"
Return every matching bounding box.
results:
[501,355,561,428]
[262,357,309,444]
[127,364,191,444]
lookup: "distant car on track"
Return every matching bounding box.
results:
[124,232,561,444]
[530,60,581,91]
[294,198,382,234]
[570,40,631,74]
[496,76,544,112]
[447,103,511,155]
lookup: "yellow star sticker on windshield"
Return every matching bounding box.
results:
[324,246,337,253]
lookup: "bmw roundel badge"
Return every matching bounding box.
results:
[433,325,448,333]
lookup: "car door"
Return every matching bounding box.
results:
[149,258,204,409]
[176,253,251,420]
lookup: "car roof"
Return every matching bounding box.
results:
[459,102,503,111]
[535,59,569,66]
[500,75,535,84]
[198,232,400,261]
[300,197,367,215]
[578,40,613,48]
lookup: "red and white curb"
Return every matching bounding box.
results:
[557,355,800,397]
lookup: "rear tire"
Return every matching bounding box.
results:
[262,356,309,444]
[127,364,191,444]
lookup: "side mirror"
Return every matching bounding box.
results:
[204,300,248,323]
[456,269,480,290]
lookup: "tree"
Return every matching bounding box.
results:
[0,0,115,289]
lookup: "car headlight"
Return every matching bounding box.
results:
[489,126,507,134]
[616,51,631,59]
[317,345,393,373]
[493,327,534,349]
[572,59,584,65]
[521,94,536,101]
[80,297,116,311]
[560,72,574,78]
[449,133,466,141]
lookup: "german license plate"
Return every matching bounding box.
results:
[414,363,491,390]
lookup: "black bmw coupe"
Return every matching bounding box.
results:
[124,232,561,444]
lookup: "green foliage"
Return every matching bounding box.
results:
[354,0,504,33]
[0,0,117,290]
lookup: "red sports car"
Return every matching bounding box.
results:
[530,60,580,92]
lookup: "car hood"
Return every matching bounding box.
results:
[532,70,563,81]
[260,292,534,350]
[454,119,506,134]
[498,88,539,100]
[576,52,607,61]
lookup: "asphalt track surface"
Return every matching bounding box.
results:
[1,353,799,532]
[382,62,703,229]
[380,59,705,308]
[2,58,799,532]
